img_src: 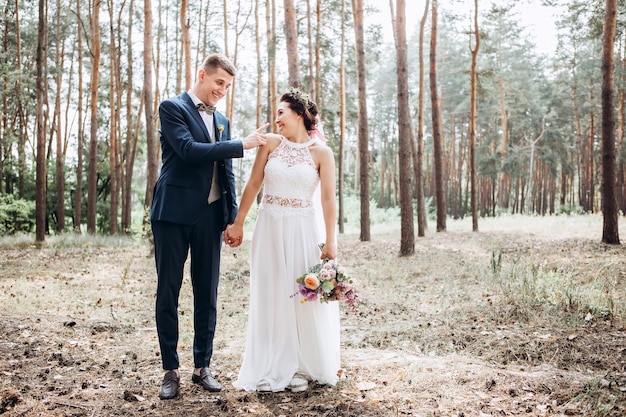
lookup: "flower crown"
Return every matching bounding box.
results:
[287,87,312,109]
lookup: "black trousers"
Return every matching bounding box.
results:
[152,201,223,370]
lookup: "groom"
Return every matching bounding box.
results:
[150,54,267,400]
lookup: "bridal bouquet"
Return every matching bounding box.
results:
[296,258,359,313]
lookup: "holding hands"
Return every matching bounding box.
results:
[224,223,243,248]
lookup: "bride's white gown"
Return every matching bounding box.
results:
[233,137,341,392]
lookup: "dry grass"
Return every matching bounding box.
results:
[0,214,625,416]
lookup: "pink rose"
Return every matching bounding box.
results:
[320,270,331,281]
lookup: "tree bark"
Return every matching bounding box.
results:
[73,0,84,232]
[601,0,620,244]
[181,0,191,90]
[144,0,158,211]
[283,0,300,87]
[415,0,429,237]
[337,0,346,234]
[306,0,315,99]
[266,0,277,130]
[108,0,120,235]
[430,0,446,232]
[87,0,101,234]
[54,0,65,233]
[121,0,135,234]
[394,0,415,255]
[35,0,48,242]
[351,0,370,241]
[255,0,262,129]
[469,0,479,231]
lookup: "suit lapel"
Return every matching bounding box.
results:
[181,92,212,143]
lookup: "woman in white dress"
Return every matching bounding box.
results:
[225,88,341,392]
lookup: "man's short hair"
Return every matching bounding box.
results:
[202,54,236,77]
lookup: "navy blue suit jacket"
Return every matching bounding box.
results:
[150,91,243,230]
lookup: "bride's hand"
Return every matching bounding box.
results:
[320,242,337,261]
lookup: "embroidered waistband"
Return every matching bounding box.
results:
[262,194,312,208]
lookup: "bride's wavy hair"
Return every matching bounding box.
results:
[280,87,319,132]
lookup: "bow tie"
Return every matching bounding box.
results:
[196,102,216,115]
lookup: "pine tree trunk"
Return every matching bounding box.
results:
[108,0,119,235]
[73,0,84,232]
[87,0,101,234]
[283,0,300,87]
[181,0,191,90]
[337,0,346,234]
[306,0,315,100]
[267,0,277,131]
[54,0,65,233]
[121,0,135,234]
[601,0,620,244]
[35,0,47,242]
[430,0,446,232]
[415,0,429,237]
[394,0,415,255]
[469,0,479,231]
[352,0,371,242]
[144,0,158,211]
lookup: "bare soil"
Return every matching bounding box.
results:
[0,215,625,416]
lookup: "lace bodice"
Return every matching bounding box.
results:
[261,137,319,216]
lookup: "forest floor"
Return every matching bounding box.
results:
[0,214,625,417]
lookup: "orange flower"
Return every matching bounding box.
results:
[303,273,320,290]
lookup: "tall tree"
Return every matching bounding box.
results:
[601,0,619,244]
[35,0,47,242]
[337,0,346,234]
[144,0,158,211]
[121,0,136,234]
[255,0,263,127]
[266,0,277,131]
[283,0,300,87]
[306,0,315,99]
[314,0,322,104]
[87,0,101,234]
[393,0,415,255]
[53,0,65,233]
[15,0,26,199]
[108,0,120,235]
[73,0,84,233]
[469,0,480,232]
[430,0,446,232]
[415,0,429,237]
[181,0,191,90]
[351,0,370,241]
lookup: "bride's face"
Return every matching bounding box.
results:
[275,102,301,138]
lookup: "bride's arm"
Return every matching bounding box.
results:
[318,146,337,260]
[225,136,279,247]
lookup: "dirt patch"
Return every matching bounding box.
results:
[0,216,625,416]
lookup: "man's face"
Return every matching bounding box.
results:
[197,67,233,106]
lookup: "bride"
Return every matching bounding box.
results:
[225,88,341,392]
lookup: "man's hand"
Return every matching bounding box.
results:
[242,123,270,150]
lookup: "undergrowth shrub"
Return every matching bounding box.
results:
[0,195,35,236]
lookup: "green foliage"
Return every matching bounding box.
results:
[341,194,400,228]
[558,204,584,216]
[486,254,623,326]
[0,195,36,236]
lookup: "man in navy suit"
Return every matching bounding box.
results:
[150,54,267,400]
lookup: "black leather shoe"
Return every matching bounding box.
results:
[159,370,180,400]
[192,367,222,392]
